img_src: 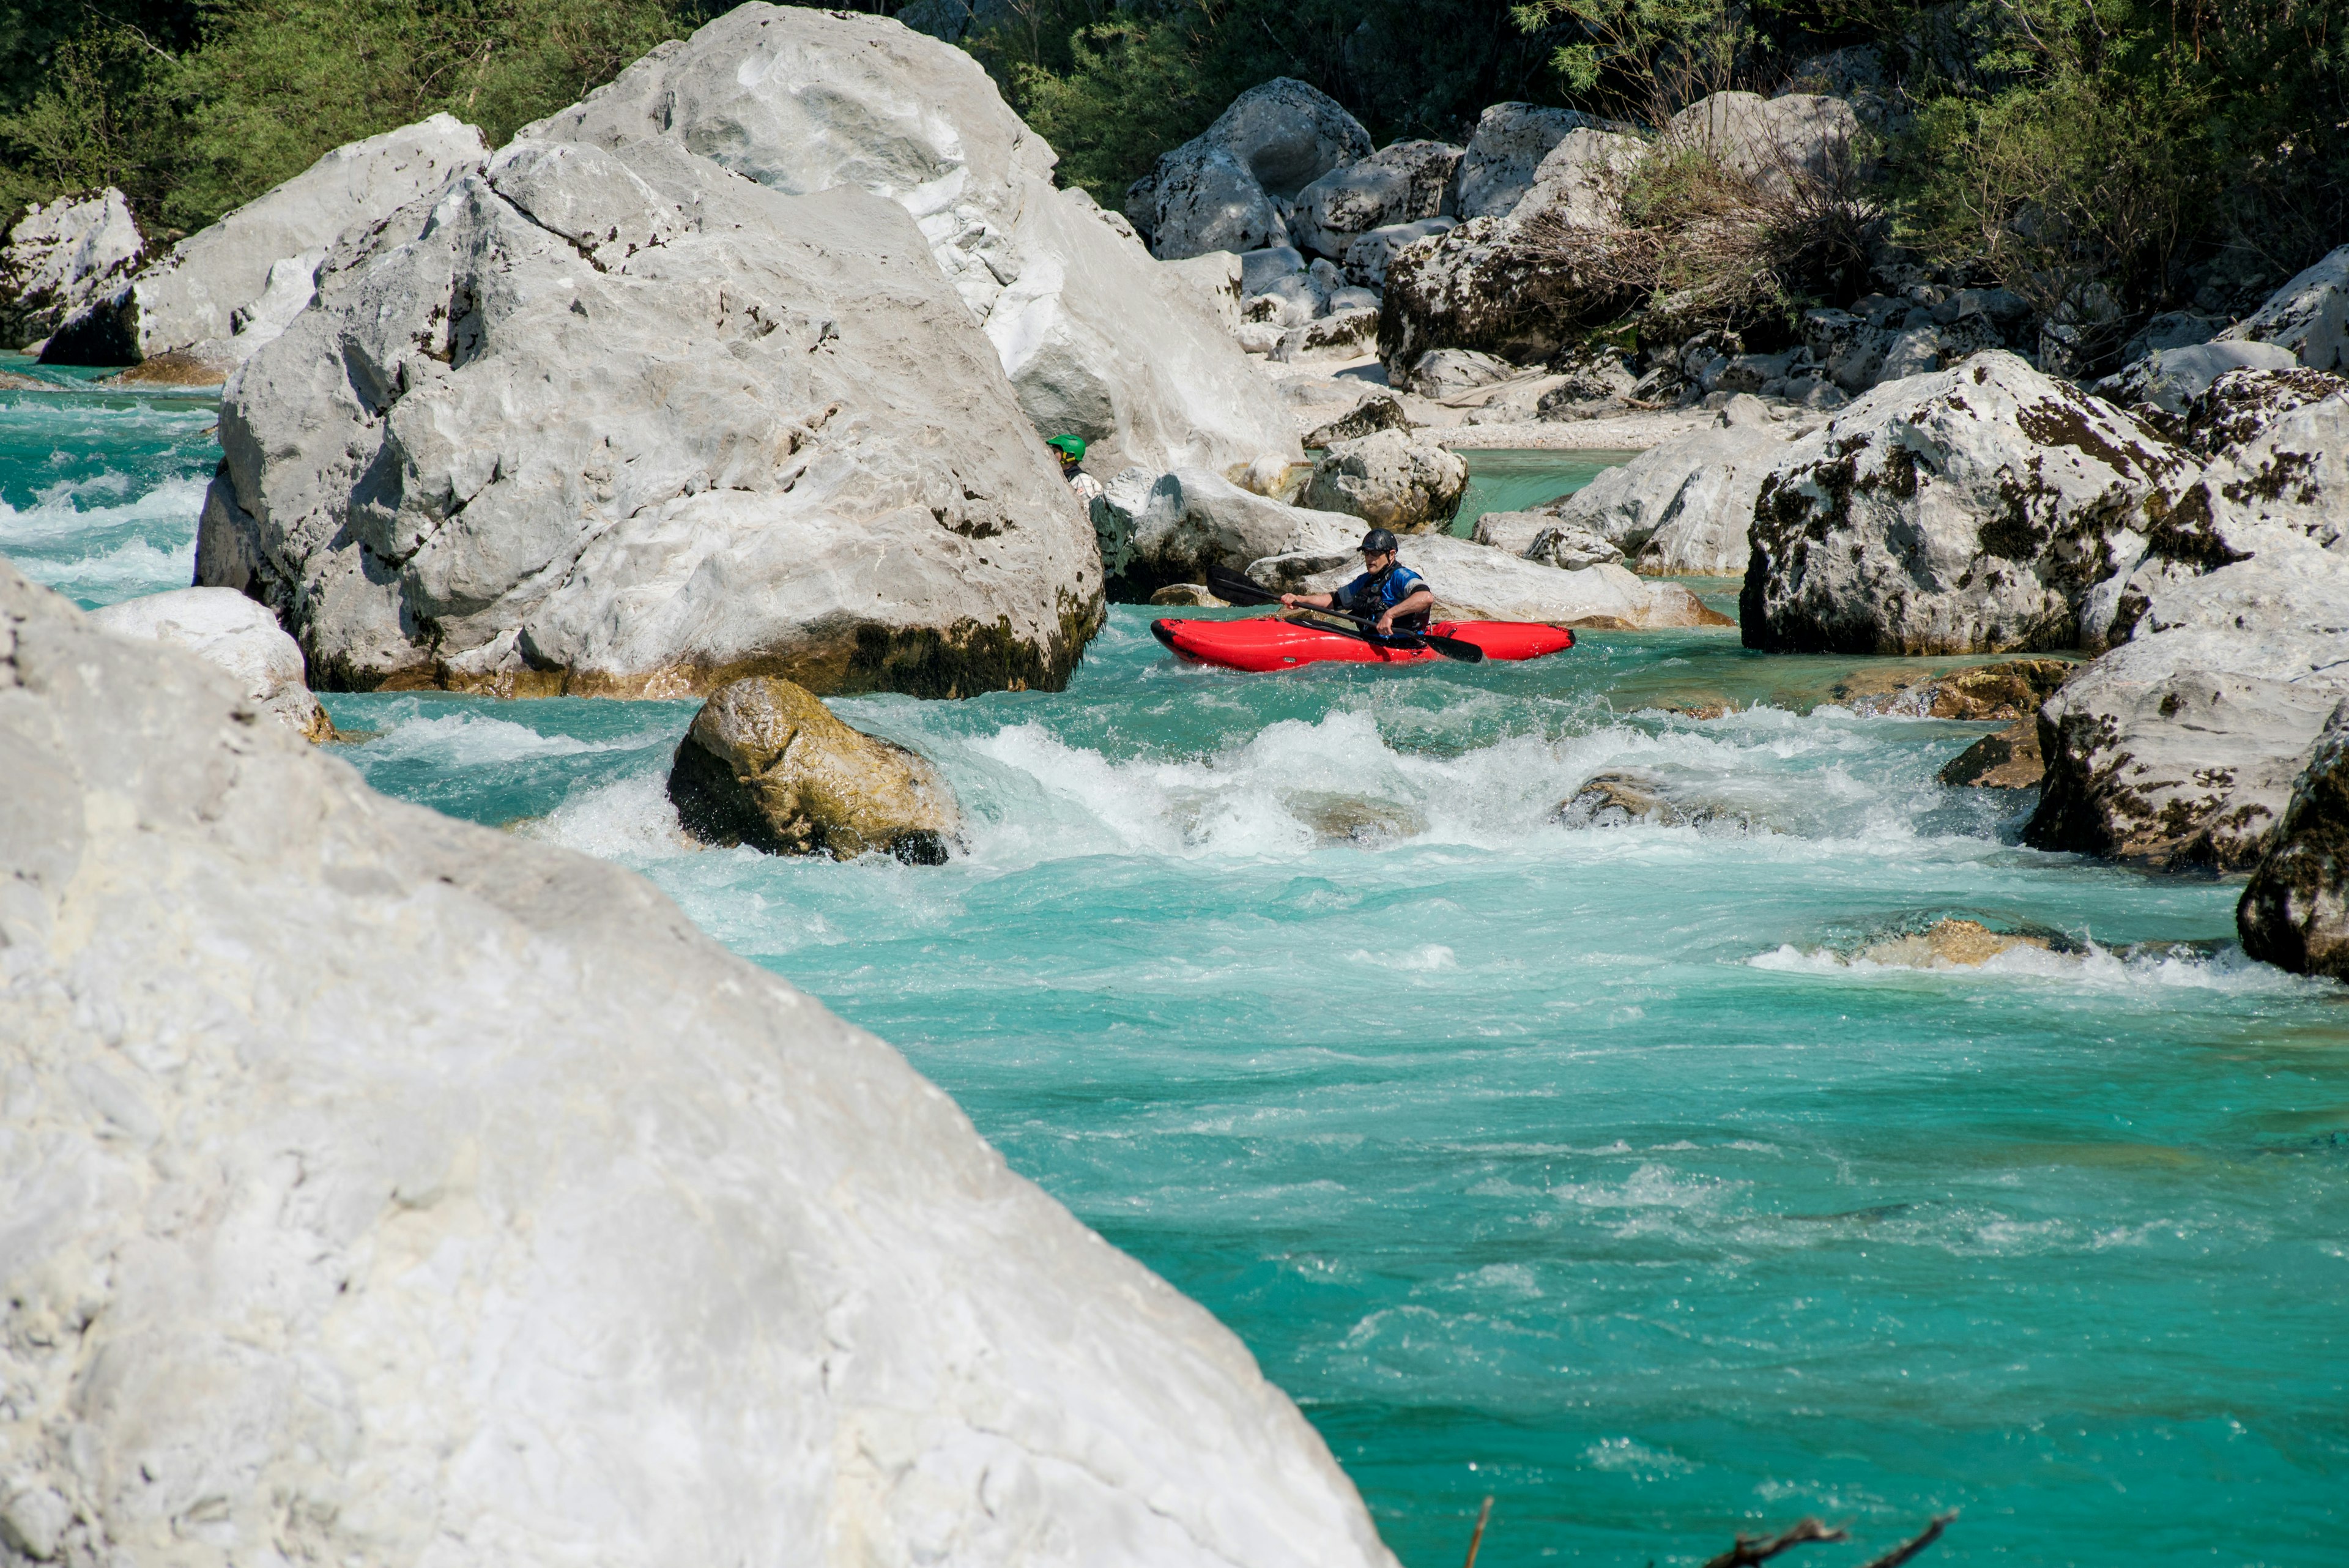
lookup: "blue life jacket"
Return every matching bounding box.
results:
[1337,563,1431,631]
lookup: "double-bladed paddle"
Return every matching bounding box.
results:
[1203,565,1486,664]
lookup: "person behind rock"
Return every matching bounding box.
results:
[1047,433,1105,505]
[1282,527,1434,636]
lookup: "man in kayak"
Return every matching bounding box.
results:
[1047,434,1105,505]
[1281,528,1434,637]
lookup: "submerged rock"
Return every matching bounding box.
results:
[0,560,1397,1568]
[1937,717,2043,789]
[533,6,1297,475]
[1859,918,2049,967]
[45,116,486,370]
[1554,771,1686,828]
[2238,700,2349,979]
[1302,429,1468,532]
[669,676,960,862]
[1743,353,2194,655]
[1289,791,1427,844]
[1,188,143,350]
[88,586,333,741]
[200,138,1100,699]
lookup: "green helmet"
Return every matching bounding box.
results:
[1046,434,1086,461]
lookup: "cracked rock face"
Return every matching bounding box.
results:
[532,5,1297,474]
[1742,352,2194,655]
[196,136,1102,699]
[2238,699,2349,978]
[0,188,143,350]
[0,560,1398,1568]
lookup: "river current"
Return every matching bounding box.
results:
[8,366,2344,1566]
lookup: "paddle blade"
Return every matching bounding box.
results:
[1420,632,1485,663]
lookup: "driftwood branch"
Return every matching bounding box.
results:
[1858,1511,1958,1568]
[1701,1517,1849,1568]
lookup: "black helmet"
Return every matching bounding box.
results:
[1359,527,1399,554]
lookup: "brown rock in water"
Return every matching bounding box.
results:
[1149,582,1229,607]
[1939,716,2043,788]
[1555,771,1687,828]
[669,676,960,863]
[2238,700,2349,979]
[1861,918,2049,967]
[1924,659,2073,720]
[106,349,231,386]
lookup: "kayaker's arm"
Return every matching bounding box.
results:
[1375,587,1434,636]
[1280,590,1337,611]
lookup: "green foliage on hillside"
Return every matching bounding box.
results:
[0,0,704,233]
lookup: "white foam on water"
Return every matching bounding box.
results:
[523,770,689,861]
[357,708,645,768]
[1748,938,2326,996]
[1584,1436,1698,1477]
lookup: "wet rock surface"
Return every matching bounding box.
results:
[669,676,962,862]
[2238,700,2349,979]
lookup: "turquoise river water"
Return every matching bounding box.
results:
[6,365,2344,1566]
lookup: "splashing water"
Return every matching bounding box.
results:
[13,384,2349,1567]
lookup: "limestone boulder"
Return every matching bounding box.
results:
[1130,78,1370,258]
[1377,214,1576,373]
[1167,250,1245,330]
[1660,91,1861,195]
[1097,467,1363,595]
[0,560,1399,1568]
[530,6,1297,474]
[1405,347,1514,398]
[1303,429,1468,531]
[1513,128,1645,234]
[87,586,332,741]
[1290,140,1460,261]
[668,675,960,862]
[1521,520,1626,570]
[1341,217,1451,289]
[2238,700,2349,979]
[1,188,142,349]
[1540,403,1793,574]
[1271,307,1379,364]
[1246,533,1726,628]
[198,136,1101,699]
[2175,365,2349,458]
[1454,103,1628,220]
[2094,339,2299,419]
[1304,393,1411,448]
[44,116,487,370]
[1468,508,1554,555]
[2216,242,2348,373]
[1742,353,2194,654]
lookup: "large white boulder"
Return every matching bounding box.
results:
[1129,78,1373,259]
[1659,91,1860,195]
[2094,338,2299,417]
[1247,532,1725,628]
[1742,353,2194,653]
[45,116,487,370]
[1540,403,1794,573]
[0,560,1398,1568]
[87,586,332,741]
[1514,128,1644,233]
[2238,700,2349,978]
[1289,139,1460,261]
[2216,242,2348,373]
[2026,384,2349,869]
[1341,217,1452,289]
[1453,103,1627,220]
[1,187,143,349]
[198,136,1102,699]
[528,5,1297,474]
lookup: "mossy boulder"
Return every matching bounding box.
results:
[668,677,960,864]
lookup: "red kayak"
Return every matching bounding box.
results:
[1151,616,1574,672]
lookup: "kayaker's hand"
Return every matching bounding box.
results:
[1280,593,1299,609]
[1375,612,1395,636]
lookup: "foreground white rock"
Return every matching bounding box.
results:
[1743,354,2193,653]
[199,137,1101,697]
[45,116,486,370]
[0,562,1397,1568]
[87,586,332,740]
[1,188,143,348]
[531,7,1298,473]
[1248,533,1724,628]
